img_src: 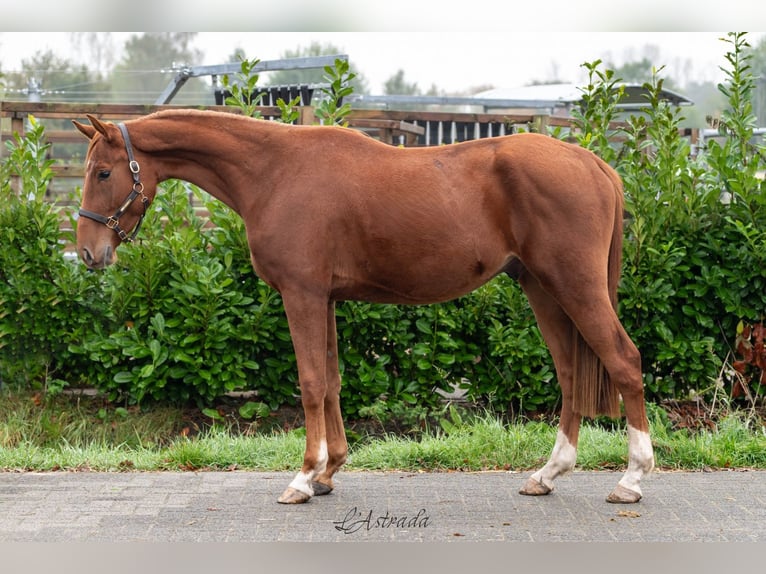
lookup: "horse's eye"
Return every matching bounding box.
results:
[97,170,111,181]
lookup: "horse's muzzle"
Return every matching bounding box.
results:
[80,244,115,269]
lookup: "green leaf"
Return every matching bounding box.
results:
[202,408,224,421]
[113,371,135,384]
[238,401,271,420]
[149,339,162,360]
[415,318,432,334]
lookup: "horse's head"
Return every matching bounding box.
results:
[72,115,156,269]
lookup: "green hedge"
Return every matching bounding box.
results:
[0,117,105,392]
[2,34,765,419]
[613,34,766,403]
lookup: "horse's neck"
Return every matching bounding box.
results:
[137,112,268,163]
[136,112,277,213]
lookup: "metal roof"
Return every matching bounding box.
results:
[350,82,693,114]
[472,82,694,111]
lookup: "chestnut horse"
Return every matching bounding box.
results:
[73,109,654,505]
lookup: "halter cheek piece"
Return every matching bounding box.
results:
[78,123,149,243]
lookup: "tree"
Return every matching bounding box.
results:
[681,80,728,128]
[109,33,207,104]
[383,69,419,95]
[225,48,247,64]
[69,33,118,75]
[604,47,730,129]
[745,35,766,126]
[612,57,654,85]
[1,50,97,102]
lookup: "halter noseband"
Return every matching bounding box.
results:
[78,123,149,243]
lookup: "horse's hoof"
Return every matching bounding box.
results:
[277,487,312,504]
[606,483,642,504]
[519,477,552,496]
[312,481,334,496]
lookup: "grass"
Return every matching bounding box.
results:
[1,390,766,473]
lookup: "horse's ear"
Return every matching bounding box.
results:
[72,119,97,140]
[73,114,114,142]
[88,114,115,141]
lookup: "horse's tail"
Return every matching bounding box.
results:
[571,164,624,419]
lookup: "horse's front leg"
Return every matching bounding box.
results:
[277,290,331,504]
[311,301,348,495]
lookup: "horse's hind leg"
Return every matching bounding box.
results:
[517,270,582,496]
[539,273,654,503]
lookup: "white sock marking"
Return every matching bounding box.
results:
[617,425,654,495]
[288,440,329,497]
[529,429,577,490]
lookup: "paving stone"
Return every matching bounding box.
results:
[1,469,765,542]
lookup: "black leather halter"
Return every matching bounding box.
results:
[78,123,148,243]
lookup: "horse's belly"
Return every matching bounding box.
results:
[332,256,505,305]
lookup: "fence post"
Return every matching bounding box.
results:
[7,111,27,195]
[532,114,549,134]
[299,106,316,126]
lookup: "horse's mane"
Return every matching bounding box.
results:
[137,107,377,141]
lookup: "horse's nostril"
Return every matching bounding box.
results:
[104,245,114,266]
[81,247,94,267]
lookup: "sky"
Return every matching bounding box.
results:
[195,32,759,92]
[1,0,764,96]
[2,31,762,96]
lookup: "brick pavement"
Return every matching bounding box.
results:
[1,469,764,542]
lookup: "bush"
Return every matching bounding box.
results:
[614,33,766,402]
[0,116,104,391]
[335,276,556,419]
[77,182,281,406]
